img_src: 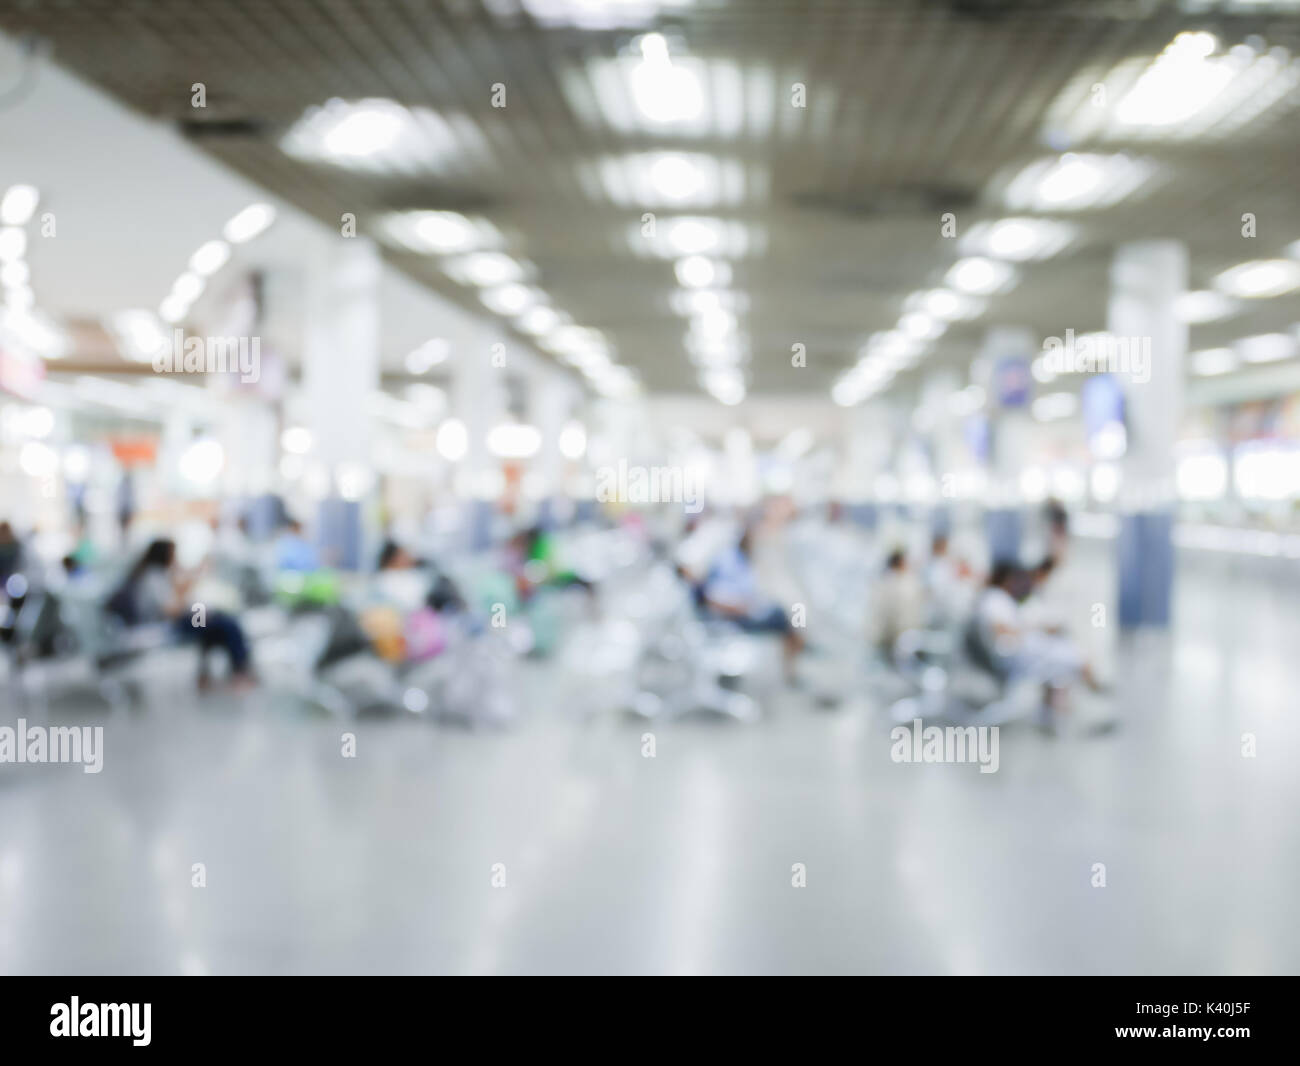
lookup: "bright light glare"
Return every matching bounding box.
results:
[1177,449,1227,501]
[171,272,205,303]
[1115,33,1232,128]
[649,153,706,201]
[436,418,469,462]
[447,252,525,287]
[946,257,1017,295]
[323,105,404,156]
[281,427,313,454]
[178,439,225,486]
[19,440,57,478]
[405,338,449,374]
[630,47,703,123]
[1176,290,1239,323]
[1235,332,1296,364]
[675,255,728,288]
[0,185,39,226]
[487,422,542,458]
[0,227,27,262]
[1190,348,1238,376]
[480,284,541,316]
[1213,259,1300,299]
[414,211,477,253]
[558,420,587,460]
[188,240,231,277]
[665,217,722,255]
[222,203,276,244]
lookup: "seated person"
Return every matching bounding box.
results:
[274,518,319,573]
[508,525,593,601]
[967,561,1090,716]
[922,534,964,625]
[872,549,926,655]
[371,539,428,613]
[702,527,804,683]
[106,538,254,692]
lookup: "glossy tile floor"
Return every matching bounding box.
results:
[2,549,1297,975]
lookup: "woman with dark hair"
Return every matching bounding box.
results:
[107,538,254,691]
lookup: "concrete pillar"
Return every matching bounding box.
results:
[302,238,381,569]
[1109,240,1186,628]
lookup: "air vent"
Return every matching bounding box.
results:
[790,185,979,218]
[177,118,266,140]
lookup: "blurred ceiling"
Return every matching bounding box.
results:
[2,0,1298,400]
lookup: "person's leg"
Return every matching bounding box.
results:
[190,610,252,683]
[208,611,252,674]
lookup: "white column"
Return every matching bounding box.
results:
[301,238,381,567]
[1109,240,1187,511]
[1108,240,1187,627]
[303,238,381,486]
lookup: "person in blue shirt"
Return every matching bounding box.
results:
[703,525,805,683]
[274,518,320,573]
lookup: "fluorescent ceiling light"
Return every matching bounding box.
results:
[1212,259,1300,298]
[0,185,39,226]
[413,211,477,253]
[630,42,704,123]
[1,260,29,287]
[516,305,566,335]
[691,307,736,339]
[106,310,168,363]
[281,427,313,455]
[480,284,542,316]
[1115,33,1234,127]
[283,98,404,161]
[1004,153,1155,211]
[962,217,1077,261]
[558,420,587,460]
[1045,32,1300,144]
[1176,290,1240,323]
[906,288,986,321]
[675,255,729,288]
[0,227,27,262]
[866,330,921,360]
[380,210,500,256]
[665,217,722,255]
[702,368,744,406]
[1190,348,1238,376]
[158,295,189,324]
[945,256,1017,295]
[1235,332,1296,364]
[435,418,469,461]
[521,0,689,30]
[5,286,33,310]
[223,203,276,244]
[671,289,747,317]
[189,240,231,277]
[171,272,205,303]
[444,252,526,287]
[487,422,542,459]
[898,312,946,341]
[649,153,707,201]
[282,98,470,175]
[405,338,449,374]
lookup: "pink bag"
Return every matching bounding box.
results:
[403,607,447,662]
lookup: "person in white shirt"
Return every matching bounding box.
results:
[873,549,926,655]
